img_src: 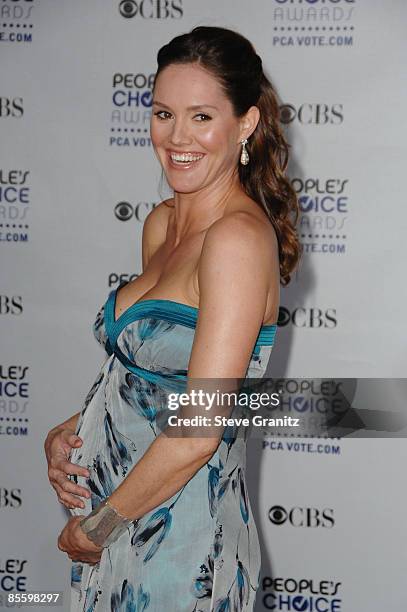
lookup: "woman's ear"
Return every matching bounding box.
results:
[238,106,260,142]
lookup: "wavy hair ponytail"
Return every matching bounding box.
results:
[239,74,301,285]
[155,26,302,286]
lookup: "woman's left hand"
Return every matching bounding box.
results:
[57,516,103,564]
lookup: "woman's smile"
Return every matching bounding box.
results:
[167,149,206,170]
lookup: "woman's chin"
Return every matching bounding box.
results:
[165,176,206,195]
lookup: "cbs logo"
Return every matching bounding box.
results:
[268,505,334,528]
[119,0,183,19]
[278,307,337,329]
[279,103,343,125]
[114,201,157,222]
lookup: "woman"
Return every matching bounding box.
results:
[44,26,300,611]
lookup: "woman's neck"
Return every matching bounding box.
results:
[170,171,243,246]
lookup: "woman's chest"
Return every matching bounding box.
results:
[119,234,205,313]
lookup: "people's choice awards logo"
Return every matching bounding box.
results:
[0,169,30,243]
[0,0,34,45]
[0,364,30,436]
[0,558,28,593]
[261,575,342,611]
[294,177,350,255]
[271,0,356,48]
[108,273,139,287]
[110,73,154,148]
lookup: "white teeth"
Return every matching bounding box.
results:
[170,153,204,162]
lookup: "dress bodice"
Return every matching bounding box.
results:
[93,281,278,386]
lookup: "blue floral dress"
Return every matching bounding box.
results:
[68,281,277,611]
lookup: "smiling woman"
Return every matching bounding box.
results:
[44,25,301,612]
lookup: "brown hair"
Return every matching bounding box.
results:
[155,26,301,285]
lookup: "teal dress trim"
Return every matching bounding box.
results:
[104,281,277,363]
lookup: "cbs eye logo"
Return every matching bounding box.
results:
[279,104,296,124]
[277,307,290,327]
[115,201,133,221]
[119,1,138,17]
[268,505,287,525]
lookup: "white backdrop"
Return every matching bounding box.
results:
[1,1,406,610]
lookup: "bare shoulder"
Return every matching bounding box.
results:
[142,198,173,269]
[201,208,278,273]
[143,198,173,234]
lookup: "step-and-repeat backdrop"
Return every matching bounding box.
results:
[1,1,406,610]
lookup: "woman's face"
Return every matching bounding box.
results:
[151,63,244,194]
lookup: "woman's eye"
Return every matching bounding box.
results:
[194,113,211,122]
[154,111,172,120]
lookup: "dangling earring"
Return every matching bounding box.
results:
[240,139,249,165]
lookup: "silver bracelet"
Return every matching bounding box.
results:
[80,500,137,548]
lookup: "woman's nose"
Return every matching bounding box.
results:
[169,119,192,146]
